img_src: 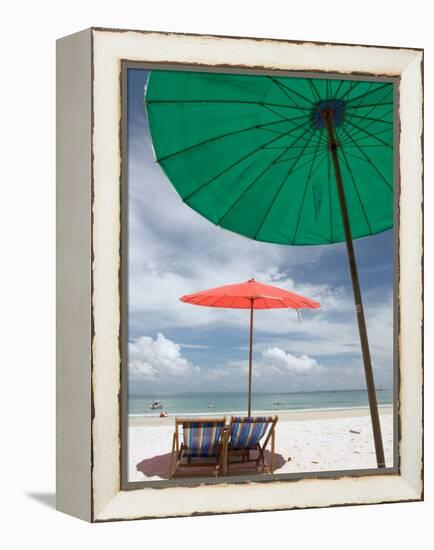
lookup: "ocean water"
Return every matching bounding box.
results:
[129,389,393,416]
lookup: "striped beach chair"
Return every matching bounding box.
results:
[222,416,278,475]
[169,417,226,478]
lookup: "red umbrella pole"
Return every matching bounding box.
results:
[248,299,254,417]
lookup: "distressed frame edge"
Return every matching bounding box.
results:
[89,29,423,522]
[56,27,93,522]
[91,25,424,53]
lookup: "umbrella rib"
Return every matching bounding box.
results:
[343,119,392,148]
[338,96,393,144]
[338,80,363,101]
[343,87,393,138]
[215,162,284,225]
[272,143,329,165]
[257,108,322,147]
[292,136,328,243]
[342,143,389,149]
[333,78,346,99]
[261,297,272,309]
[347,85,393,116]
[260,126,320,144]
[286,297,302,308]
[259,124,328,148]
[345,113,393,125]
[258,126,302,137]
[345,102,393,110]
[189,295,217,306]
[266,77,303,109]
[341,113,393,144]
[260,103,298,121]
[272,148,327,172]
[345,82,392,105]
[226,295,242,308]
[263,144,327,150]
[266,77,315,106]
[339,124,393,147]
[339,148,374,235]
[146,99,312,111]
[210,295,229,307]
[308,79,322,102]
[156,114,307,162]
[183,116,314,202]
[216,126,317,226]
[340,88,393,143]
[339,149,367,162]
[252,129,319,240]
[339,126,393,191]
[346,81,374,105]
[260,128,320,147]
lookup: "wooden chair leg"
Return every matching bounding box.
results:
[172,459,179,478]
[172,446,184,478]
[221,432,229,476]
[259,448,266,472]
[270,428,275,474]
[169,432,177,478]
[255,447,262,467]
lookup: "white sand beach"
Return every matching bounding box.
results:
[128,406,393,482]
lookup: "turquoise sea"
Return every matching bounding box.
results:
[129,389,393,416]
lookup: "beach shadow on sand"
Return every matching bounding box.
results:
[136,450,287,480]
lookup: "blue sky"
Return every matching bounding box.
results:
[127,68,394,395]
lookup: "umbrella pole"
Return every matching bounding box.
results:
[324,109,386,468]
[248,299,254,417]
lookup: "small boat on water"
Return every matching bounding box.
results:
[207,401,214,408]
[273,400,283,405]
[150,400,163,409]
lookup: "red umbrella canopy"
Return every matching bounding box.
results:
[180,278,319,416]
[180,278,320,310]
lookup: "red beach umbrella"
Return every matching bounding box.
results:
[180,279,320,415]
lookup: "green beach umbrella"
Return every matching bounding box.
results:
[145,70,394,468]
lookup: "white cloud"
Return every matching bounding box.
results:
[128,333,199,382]
[261,347,321,374]
[179,343,212,350]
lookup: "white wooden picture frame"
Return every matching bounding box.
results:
[56,27,423,522]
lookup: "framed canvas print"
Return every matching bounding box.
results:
[56,27,423,522]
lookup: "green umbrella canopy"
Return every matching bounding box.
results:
[144,70,394,246]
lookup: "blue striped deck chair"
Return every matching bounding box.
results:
[170,417,226,478]
[222,416,278,475]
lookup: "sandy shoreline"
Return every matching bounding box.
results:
[128,407,394,482]
[128,404,393,427]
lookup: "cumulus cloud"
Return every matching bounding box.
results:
[129,333,199,382]
[229,347,324,381]
[261,347,321,374]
